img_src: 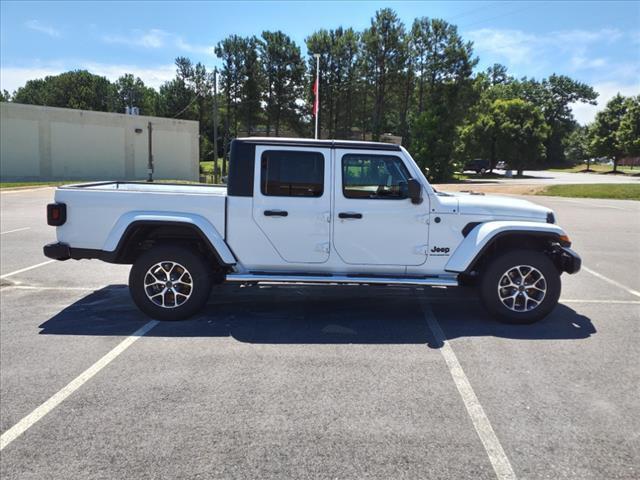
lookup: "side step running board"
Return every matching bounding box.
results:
[226,273,458,287]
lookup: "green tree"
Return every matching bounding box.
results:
[492,99,549,176]
[412,101,460,181]
[305,29,332,137]
[589,94,629,172]
[410,17,476,115]
[13,70,116,111]
[216,35,245,141]
[114,74,161,116]
[485,63,510,85]
[457,103,499,172]
[564,126,592,169]
[514,75,597,164]
[158,77,193,117]
[409,17,477,179]
[260,31,306,136]
[541,75,597,164]
[617,95,640,158]
[215,35,263,139]
[306,27,361,138]
[174,57,215,160]
[361,8,406,140]
[1,90,10,102]
[459,98,549,177]
[238,36,263,135]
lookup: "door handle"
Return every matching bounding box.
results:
[264,210,288,217]
[338,212,363,219]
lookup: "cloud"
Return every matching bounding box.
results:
[466,27,624,71]
[552,28,622,46]
[467,26,639,123]
[466,29,536,66]
[102,28,167,48]
[25,20,61,38]
[102,29,213,55]
[174,37,214,55]
[571,81,640,125]
[0,62,176,93]
[570,56,607,70]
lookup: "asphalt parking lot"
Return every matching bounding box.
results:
[1,187,639,480]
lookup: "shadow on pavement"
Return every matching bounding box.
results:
[430,302,595,348]
[38,284,596,346]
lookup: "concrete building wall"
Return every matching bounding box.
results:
[0,103,199,181]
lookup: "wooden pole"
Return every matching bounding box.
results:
[213,68,219,184]
[314,54,320,139]
[147,122,154,182]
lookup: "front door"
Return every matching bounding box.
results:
[332,150,430,266]
[252,146,331,264]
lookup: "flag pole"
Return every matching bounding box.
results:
[314,54,320,139]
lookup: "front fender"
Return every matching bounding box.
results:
[103,211,236,265]
[445,221,567,273]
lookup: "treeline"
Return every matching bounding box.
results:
[3,8,638,180]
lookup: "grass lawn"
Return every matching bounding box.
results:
[0,181,79,189]
[200,158,225,174]
[548,163,638,175]
[537,183,640,201]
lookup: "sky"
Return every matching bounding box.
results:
[1,0,639,124]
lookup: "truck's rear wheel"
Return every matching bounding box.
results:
[479,249,560,324]
[129,245,211,321]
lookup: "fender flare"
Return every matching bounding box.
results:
[445,221,567,274]
[103,211,236,266]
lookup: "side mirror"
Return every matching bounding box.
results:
[408,178,423,205]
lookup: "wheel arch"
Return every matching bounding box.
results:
[104,213,236,266]
[445,221,568,275]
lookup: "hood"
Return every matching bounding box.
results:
[442,192,552,221]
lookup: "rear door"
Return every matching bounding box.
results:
[332,150,430,266]
[252,146,331,264]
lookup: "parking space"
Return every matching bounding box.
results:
[1,187,639,479]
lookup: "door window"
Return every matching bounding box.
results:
[261,150,324,197]
[342,154,410,199]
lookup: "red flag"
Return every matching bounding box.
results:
[312,77,319,116]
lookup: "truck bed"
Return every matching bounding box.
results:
[61,181,227,196]
[54,182,227,251]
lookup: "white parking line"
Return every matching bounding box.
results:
[0,227,30,235]
[420,301,516,480]
[0,285,106,292]
[583,266,640,298]
[562,299,640,305]
[0,187,54,195]
[0,320,159,451]
[0,260,55,280]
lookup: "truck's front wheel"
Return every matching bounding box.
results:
[129,245,212,321]
[479,249,561,324]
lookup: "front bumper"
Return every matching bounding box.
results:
[553,245,581,274]
[43,242,71,261]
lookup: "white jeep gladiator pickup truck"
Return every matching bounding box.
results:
[44,137,580,323]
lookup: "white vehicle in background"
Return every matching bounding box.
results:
[44,138,581,323]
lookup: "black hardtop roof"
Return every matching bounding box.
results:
[233,137,402,152]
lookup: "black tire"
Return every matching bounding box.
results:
[479,249,560,324]
[480,167,487,175]
[129,245,212,321]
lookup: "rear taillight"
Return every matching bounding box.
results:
[47,203,67,226]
